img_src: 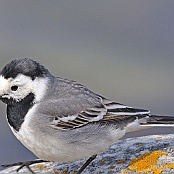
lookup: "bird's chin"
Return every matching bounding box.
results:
[0,97,8,104]
[0,97,14,105]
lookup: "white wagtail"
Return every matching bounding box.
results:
[0,58,174,173]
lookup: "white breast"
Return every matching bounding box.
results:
[10,104,50,160]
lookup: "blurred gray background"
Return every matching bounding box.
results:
[0,0,174,168]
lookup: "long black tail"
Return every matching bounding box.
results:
[141,115,174,126]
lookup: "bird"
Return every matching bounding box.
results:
[0,58,174,173]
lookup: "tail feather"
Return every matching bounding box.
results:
[142,115,174,126]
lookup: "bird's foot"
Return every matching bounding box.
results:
[2,155,97,174]
[77,154,97,174]
[1,159,47,174]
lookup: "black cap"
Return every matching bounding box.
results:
[0,58,50,80]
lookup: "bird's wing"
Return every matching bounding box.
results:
[51,97,150,130]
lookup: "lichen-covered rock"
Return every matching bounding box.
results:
[1,134,174,174]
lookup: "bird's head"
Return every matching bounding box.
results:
[0,58,50,104]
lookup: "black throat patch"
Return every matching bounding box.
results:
[6,93,35,132]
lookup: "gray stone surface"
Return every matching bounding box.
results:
[1,134,174,174]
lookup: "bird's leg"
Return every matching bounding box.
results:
[2,155,97,174]
[1,159,47,174]
[77,154,97,174]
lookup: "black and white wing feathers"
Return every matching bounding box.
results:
[51,98,150,130]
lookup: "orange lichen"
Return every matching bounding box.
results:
[99,159,105,163]
[156,136,162,139]
[61,169,68,173]
[116,159,125,164]
[128,150,174,174]
[54,172,60,174]
[138,143,143,146]
[108,165,116,170]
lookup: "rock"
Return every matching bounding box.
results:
[1,134,174,174]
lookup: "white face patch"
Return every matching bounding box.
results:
[0,74,33,101]
[32,77,48,102]
[0,74,48,102]
[0,75,10,97]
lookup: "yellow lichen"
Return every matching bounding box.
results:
[128,150,174,174]
[33,164,45,169]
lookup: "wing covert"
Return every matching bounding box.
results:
[51,98,150,130]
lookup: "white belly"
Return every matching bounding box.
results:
[11,122,126,162]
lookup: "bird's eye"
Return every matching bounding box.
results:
[11,85,19,91]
